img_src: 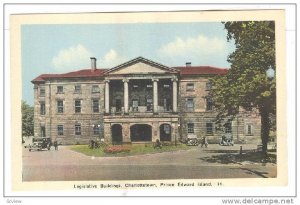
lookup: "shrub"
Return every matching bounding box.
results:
[89,140,108,149]
[162,142,173,146]
[103,145,131,154]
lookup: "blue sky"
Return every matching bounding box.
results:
[22,22,235,105]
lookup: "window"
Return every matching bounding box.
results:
[75,100,81,113]
[74,85,81,93]
[186,83,194,91]
[57,86,64,94]
[40,87,45,97]
[206,97,213,111]
[244,102,252,111]
[224,122,232,133]
[92,99,99,113]
[246,124,253,135]
[186,98,194,111]
[92,85,100,93]
[40,126,45,137]
[132,99,139,112]
[57,125,64,136]
[206,81,212,91]
[40,101,45,115]
[57,100,64,113]
[187,123,194,134]
[75,124,81,135]
[146,98,153,111]
[93,125,100,135]
[206,123,214,135]
[164,124,171,134]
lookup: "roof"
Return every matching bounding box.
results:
[31,61,228,83]
[31,69,107,83]
[105,56,178,74]
[174,66,228,75]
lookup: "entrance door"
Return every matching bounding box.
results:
[130,124,152,141]
[40,126,46,137]
[115,99,122,112]
[160,124,171,141]
[111,124,122,144]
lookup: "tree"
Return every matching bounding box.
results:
[22,100,34,137]
[211,21,276,157]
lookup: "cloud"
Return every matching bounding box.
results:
[156,34,234,67]
[159,35,226,57]
[52,44,94,72]
[99,49,127,68]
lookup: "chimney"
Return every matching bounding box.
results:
[90,57,97,72]
[186,62,191,67]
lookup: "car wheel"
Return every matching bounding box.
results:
[29,149,31,152]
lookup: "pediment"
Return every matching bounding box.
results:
[105,57,178,75]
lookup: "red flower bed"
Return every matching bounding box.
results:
[103,145,131,154]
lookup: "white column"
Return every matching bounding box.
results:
[152,78,159,113]
[172,78,178,112]
[105,80,110,113]
[123,79,129,113]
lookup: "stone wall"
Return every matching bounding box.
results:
[33,78,105,144]
[178,76,261,144]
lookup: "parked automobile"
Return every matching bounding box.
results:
[186,135,199,146]
[219,133,234,146]
[28,137,51,151]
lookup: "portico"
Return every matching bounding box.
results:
[104,76,178,115]
[103,57,179,143]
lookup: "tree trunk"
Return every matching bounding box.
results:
[260,107,270,158]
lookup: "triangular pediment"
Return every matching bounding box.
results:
[105,57,178,75]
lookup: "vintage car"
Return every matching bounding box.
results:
[28,137,51,151]
[186,135,199,146]
[219,133,234,146]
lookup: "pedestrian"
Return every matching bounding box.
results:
[54,140,58,150]
[154,139,162,149]
[201,136,208,148]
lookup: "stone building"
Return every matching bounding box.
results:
[31,57,261,145]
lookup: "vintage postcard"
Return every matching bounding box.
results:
[9,9,287,196]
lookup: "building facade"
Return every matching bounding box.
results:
[32,57,261,145]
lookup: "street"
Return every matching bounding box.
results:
[22,144,277,181]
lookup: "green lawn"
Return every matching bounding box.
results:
[70,143,190,157]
